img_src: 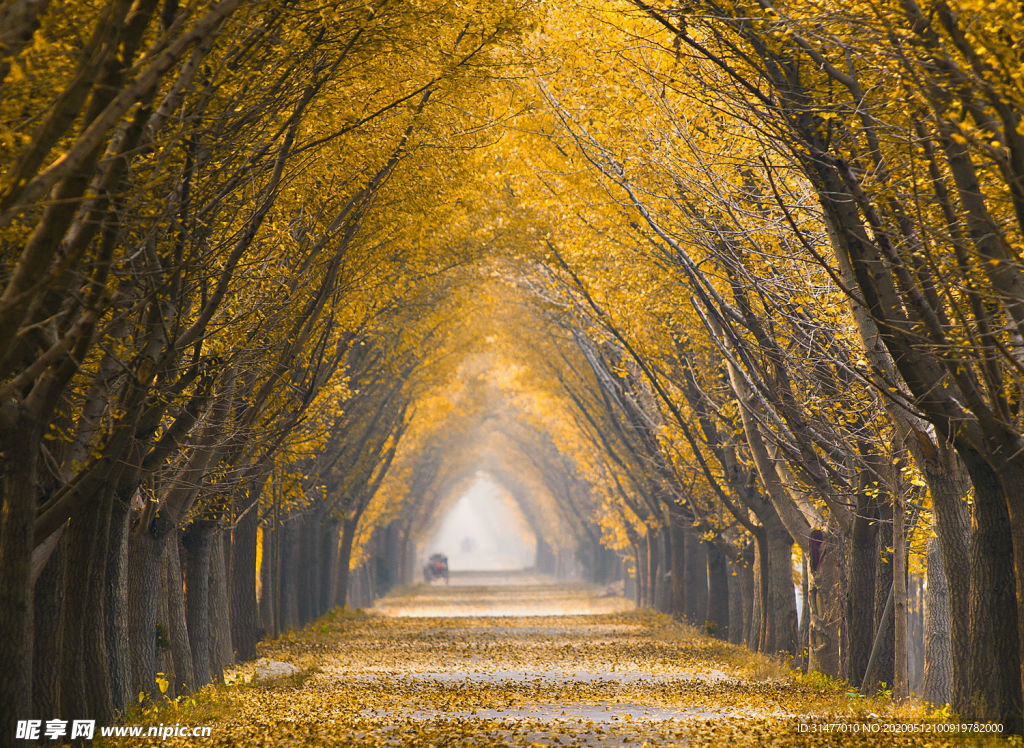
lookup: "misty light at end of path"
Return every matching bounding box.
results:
[421,476,536,572]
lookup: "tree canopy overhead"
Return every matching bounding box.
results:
[2,0,1023,738]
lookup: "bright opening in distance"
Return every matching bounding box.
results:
[422,476,536,571]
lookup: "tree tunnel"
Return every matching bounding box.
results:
[8,0,1022,736]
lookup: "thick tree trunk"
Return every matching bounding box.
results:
[847,504,878,685]
[208,530,233,681]
[105,498,131,716]
[964,458,1021,732]
[32,538,64,720]
[81,496,114,723]
[0,409,39,743]
[668,520,686,617]
[1000,461,1024,736]
[182,523,213,688]
[157,544,175,697]
[127,525,167,699]
[808,525,844,676]
[683,525,707,624]
[165,536,194,694]
[60,501,107,721]
[296,516,314,625]
[923,537,952,706]
[279,520,300,629]
[232,497,262,655]
[705,542,729,640]
[319,520,339,612]
[231,500,261,661]
[765,523,798,656]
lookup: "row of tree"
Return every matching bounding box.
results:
[2,0,1022,741]
[0,0,543,742]
[480,0,1023,730]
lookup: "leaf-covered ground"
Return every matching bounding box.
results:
[107,573,1012,746]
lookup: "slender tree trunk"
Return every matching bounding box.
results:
[749,540,764,649]
[872,503,895,687]
[923,537,952,706]
[798,556,809,672]
[727,555,745,645]
[645,527,659,610]
[894,497,908,700]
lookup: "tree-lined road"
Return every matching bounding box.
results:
[103,575,981,747]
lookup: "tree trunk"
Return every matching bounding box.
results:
[0,408,39,742]
[335,518,358,609]
[279,520,300,629]
[748,540,764,649]
[208,530,233,681]
[60,502,106,721]
[105,498,132,716]
[668,520,686,617]
[964,458,1021,732]
[319,520,339,612]
[807,523,844,677]
[798,555,809,673]
[182,523,213,688]
[765,523,797,656]
[727,555,745,645]
[81,497,114,724]
[894,497,908,700]
[872,503,895,688]
[127,525,167,700]
[32,537,64,720]
[683,525,707,624]
[165,536,194,694]
[923,537,952,706]
[847,504,878,684]
[157,542,175,698]
[705,542,729,640]
[230,499,261,662]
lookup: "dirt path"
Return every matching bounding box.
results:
[110,573,1003,746]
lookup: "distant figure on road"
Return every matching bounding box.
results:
[424,553,449,584]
